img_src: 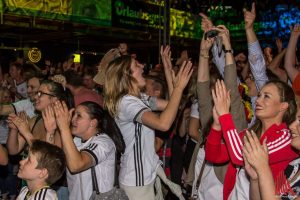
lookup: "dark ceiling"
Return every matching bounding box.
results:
[0,0,298,65]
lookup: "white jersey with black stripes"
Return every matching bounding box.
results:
[115,94,161,187]
[67,133,116,200]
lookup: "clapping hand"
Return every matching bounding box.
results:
[172,61,193,91]
[243,130,269,180]
[7,112,30,137]
[53,101,74,133]
[160,45,172,72]
[211,79,231,117]
[42,105,57,134]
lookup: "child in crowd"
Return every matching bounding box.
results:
[16,140,66,200]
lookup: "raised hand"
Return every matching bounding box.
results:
[243,152,258,181]
[160,45,172,71]
[211,79,230,116]
[42,105,57,134]
[211,25,231,49]
[275,38,283,53]
[243,2,256,30]
[53,101,73,132]
[172,61,193,90]
[243,130,269,173]
[200,31,214,51]
[290,24,300,38]
[175,50,189,66]
[7,113,18,130]
[199,13,213,32]
[8,112,31,137]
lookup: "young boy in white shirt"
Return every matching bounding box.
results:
[16,140,66,200]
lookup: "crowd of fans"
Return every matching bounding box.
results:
[0,2,300,200]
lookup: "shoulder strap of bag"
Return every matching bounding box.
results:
[91,152,119,193]
[195,159,207,191]
[114,153,119,187]
[91,166,100,194]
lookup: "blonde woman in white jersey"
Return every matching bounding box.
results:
[104,55,193,200]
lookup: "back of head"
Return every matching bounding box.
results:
[63,69,83,88]
[30,140,66,185]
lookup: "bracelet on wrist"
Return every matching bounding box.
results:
[200,53,209,59]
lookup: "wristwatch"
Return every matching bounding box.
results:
[224,49,233,54]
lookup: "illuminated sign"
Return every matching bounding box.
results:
[28,48,42,63]
[112,0,163,30]
[3,0,112,26]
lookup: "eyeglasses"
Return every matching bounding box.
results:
[36,91,56,98]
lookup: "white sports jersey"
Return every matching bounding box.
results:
[12,98,35,118]
[115,94,160,187]
[16,186,57,200]
[67,133,116,200]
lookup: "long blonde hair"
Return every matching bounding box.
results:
[104,55,137,117]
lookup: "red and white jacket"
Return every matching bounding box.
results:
[205,114,298,200]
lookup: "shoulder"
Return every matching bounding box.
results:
[84,134,115,151]
[34,188,57,200]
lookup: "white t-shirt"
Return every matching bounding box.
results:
[16,186,57,200]
[192,148,223,200]
[191,100,223,200]
[115,94,160,187]
[67,133,116,200]
[12,98,35,118]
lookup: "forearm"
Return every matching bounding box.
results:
[284,36,299,82]
[165,69,173,98]
[197,81,213,127]
[0,144,8,165]
[156,87,184,131]
[219,114,244,165]
[205,128,229,163]
[197,50,210,82]
[7,129,24,155]
[257,166,276,200]
[61,129,91,173]
[224,63,247,131]
[248,41,268,90]
[246,28,258,44]
[250,180,261,200]
[267,49,286,71]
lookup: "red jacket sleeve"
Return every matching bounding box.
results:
[219,113,245,166]
[205,127,230,164]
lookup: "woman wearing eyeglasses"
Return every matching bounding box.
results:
[6,79,72,199]
[7,79,69,154]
